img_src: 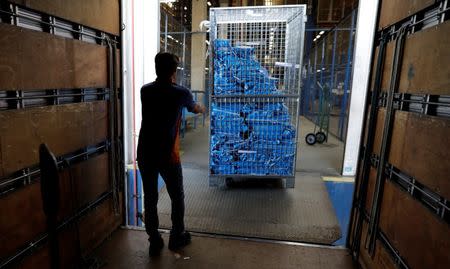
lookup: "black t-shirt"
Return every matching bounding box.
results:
[137,80,196,164]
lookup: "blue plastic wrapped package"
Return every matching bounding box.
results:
[251,124,295,140]
[219,55,242,70]
[211,148,234,163]
[266,155,295,175]
[235,161,270,175]
[211,39,297,176]
[247,112,290,126]
[211,164,236,175]
[214,39,232,48]
[246,103,291,126]
[214,76,241,95]
[210,104,244,133]
[263,103,289,114]
[214,39,232,59]
[231,46,255,58]
[251,139,296,155]
[210,146,237,175]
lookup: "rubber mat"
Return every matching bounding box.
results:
[157,166,341,244]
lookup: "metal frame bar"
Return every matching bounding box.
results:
[0,89,110,110]
[123,226,346,249]
[212,4,307,11]
[338,11,357,140]
[349,30,389,259]
[378,231,410,269]
[366,23,410,255]
[0,1,119,45]
[365,155,450,224]
[0,141,109,196]
[377,92,450,118]
[0,191,113,269]
[105,36,120,215]
[380,1,449,41]
[357,210,410,269]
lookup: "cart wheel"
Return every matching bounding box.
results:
[316,132,327,144]
[305,133,316,145]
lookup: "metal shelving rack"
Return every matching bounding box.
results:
[208,5,307,188]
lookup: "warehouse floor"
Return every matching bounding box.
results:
[93,229,355,269]
[147,116,344,244]
[158,167,341,243]
[102,117,351,268]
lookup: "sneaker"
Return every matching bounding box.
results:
[149,235,164,256]
[168,231,191,251]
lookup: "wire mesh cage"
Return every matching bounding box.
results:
[208,5,307,182]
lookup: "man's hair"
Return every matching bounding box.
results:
[155,52,179,79]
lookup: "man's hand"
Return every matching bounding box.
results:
[193,104,206,114]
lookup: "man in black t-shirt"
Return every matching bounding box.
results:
[137,52,205,256]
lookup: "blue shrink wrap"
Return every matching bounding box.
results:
[211,39,297,176]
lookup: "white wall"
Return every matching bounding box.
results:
[341,0,379,176]
[122,0,160,166]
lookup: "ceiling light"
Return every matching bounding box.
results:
[184,6,187,10]
[319,31,325,35]
[207,1,212,6]
[316,35,320,39]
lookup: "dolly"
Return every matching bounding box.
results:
[305,81,331,145]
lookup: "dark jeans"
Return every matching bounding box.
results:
[138,161,185,240]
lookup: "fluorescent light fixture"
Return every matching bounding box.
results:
[316,35,320,39]
[319,31,325,35]
[207,1,212,6]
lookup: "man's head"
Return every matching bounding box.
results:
[155,52,179,81]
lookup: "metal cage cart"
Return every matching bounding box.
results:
[208,5,307,188]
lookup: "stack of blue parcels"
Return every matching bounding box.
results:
[210,39,296,176]
[213,39,279,95]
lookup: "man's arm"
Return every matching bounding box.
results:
[182,88,206,114]
[192,103,206,114]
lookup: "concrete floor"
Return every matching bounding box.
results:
[100,117,351,268]
[94,229,355,269]
[297,117,344,175]
[158,168,341,244]
[174,117,345,244]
